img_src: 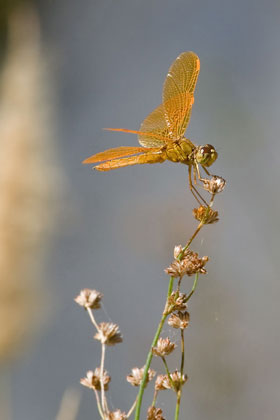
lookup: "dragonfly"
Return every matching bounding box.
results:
[83,51,225,206]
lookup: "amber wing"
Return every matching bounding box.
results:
[138,52,200,148]
[163,51,200,140]
[138,104,171,148]
[83,146,149,163]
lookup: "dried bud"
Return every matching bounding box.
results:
[152,337,176,357]
[155,374,172,390]
[80,368,111,391]
[147,406,165,420]
[127,367,156,387]
[94,323,122,346]
[193,206,219,224]
[106,410,127,420]
[202,175,226,194]
[74,289,103,309]
[174,245,183,259]
[168,311,190,329]
[165,249,208,278]
[167,292,187,313]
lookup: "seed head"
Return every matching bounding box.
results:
[202,175,226,194]
[74,289,103,309]
[94,323,122,346]
[164,260,185,278]
[152,337,176,357]
[193,206,219,224]
[165,249,208,278]
[168,311,190,329]
[127,366,156,387]
[147,406,165,420]
[80,368,111,391]
[106,410,127,420]
[169,370,188,392]
[155,374,172,390]
[167,292,187,313]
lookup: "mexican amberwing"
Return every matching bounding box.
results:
[83,52,225,205]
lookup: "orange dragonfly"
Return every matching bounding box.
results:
[83,51,225,205]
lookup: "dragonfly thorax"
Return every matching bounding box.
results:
[194,144,218,167]
[165,139,194,164]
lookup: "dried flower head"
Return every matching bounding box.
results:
[94,323,122,346]
[164,260,185,278]
[74,289,103,309]
[106,409,127,420]
[202,175,226,194]
[193,206,219,224]
[80,368,111,391]
[168,311,190,329]
[155,374,172,390]
[166,292,187,313]
[165,249,208,278]
[127,367,156,387]
[147,406,165,420]
[152,337,176,357]
[169,370,188,392]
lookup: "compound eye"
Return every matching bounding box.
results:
[196,146,210,164]
[202,144,214,155]
[196,144,217,167]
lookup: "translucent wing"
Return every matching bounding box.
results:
[83,146,164,171]
[93,150,165,171]
[83,146,158,164]
[163,51,200,139]
[138,103,172,147]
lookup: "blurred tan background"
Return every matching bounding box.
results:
[0,0,280,419]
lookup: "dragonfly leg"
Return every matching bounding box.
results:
[195,163,210,185]
[193,164,215,206]
[188,166,208,206]
[195,162,206,182]
[193,166,197,184]
[202,165,211,176]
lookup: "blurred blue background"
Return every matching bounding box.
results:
[3,0,280,419]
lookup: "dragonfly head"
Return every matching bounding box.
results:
[195,144,218,167]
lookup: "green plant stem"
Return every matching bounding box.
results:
[180,330,185,378]
[174,275,198,420]
[151,390,158,407]
[134,276,174,420]
[174,389,182,420]
[174,330,185,420]
[134,217,205,420]
[161,357,176,389]
[186,272,199,302]
[181,222,203,255]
